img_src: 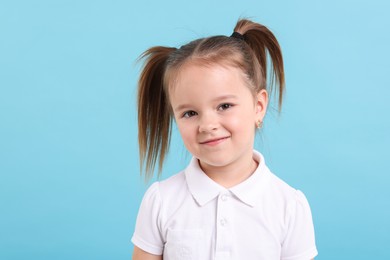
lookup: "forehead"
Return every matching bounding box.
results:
[170,61,251,92]
[168,63,254,106]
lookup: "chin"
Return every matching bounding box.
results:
[197,156,233,168]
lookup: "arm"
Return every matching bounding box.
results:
[281,191,318,259]
[132,246,162,260]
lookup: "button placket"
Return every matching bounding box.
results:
[219,217,227,227]
[215,192,232,259]
[221,194,228,202]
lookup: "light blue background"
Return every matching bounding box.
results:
[1,0,389,259]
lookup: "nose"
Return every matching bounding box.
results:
[198,113,219,133]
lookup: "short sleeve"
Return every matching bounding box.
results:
[281,190,318,260]
[131,182,164,255]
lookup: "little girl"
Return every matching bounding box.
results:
[132,19,318,260]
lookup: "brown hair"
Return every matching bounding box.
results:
[137,19,285,179]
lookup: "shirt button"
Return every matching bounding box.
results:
[221,194,228,201]
[220,218,228,226]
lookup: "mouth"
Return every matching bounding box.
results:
[199,136,230,146]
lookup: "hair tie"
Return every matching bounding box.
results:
[230,31,245,40]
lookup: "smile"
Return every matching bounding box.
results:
[200,136,230,146]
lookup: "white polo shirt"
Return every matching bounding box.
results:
[132,151,318,260]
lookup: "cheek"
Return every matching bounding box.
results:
[227,117,242,131]
[176,122,195,143]
[227,110,256,133]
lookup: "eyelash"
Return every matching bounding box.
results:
[181,103,234,118]
[182,111,197,118]
[218,103,233,111]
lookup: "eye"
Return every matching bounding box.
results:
[182,110,197,118]
[218,103,233,111]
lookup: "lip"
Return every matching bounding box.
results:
[199,136,230,146]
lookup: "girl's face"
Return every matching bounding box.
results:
[169,63,268,176]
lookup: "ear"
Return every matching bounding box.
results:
[255,89,268,122]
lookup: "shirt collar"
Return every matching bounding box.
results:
[184,157,225,206]
[184,150,270,207]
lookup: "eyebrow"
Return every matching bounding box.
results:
[173,94,238,112]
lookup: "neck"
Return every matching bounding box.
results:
[199,152,258,188]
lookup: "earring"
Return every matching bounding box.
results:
[256,120,263,129]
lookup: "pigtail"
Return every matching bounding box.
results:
[234,19,285,110]
[137,46,176,180]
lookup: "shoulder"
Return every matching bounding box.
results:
[135,171,189,228]
[142,170,194,226]
[144,170,186,192]
[271,172,317,259]
[159,170,187,188]
[263,169,317,258]
[265,168,315,232]
[157,170,187,197]
[263,167,313,215]
[143,171,189,207]
[266,169,300,202]
[254,151,303,203]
